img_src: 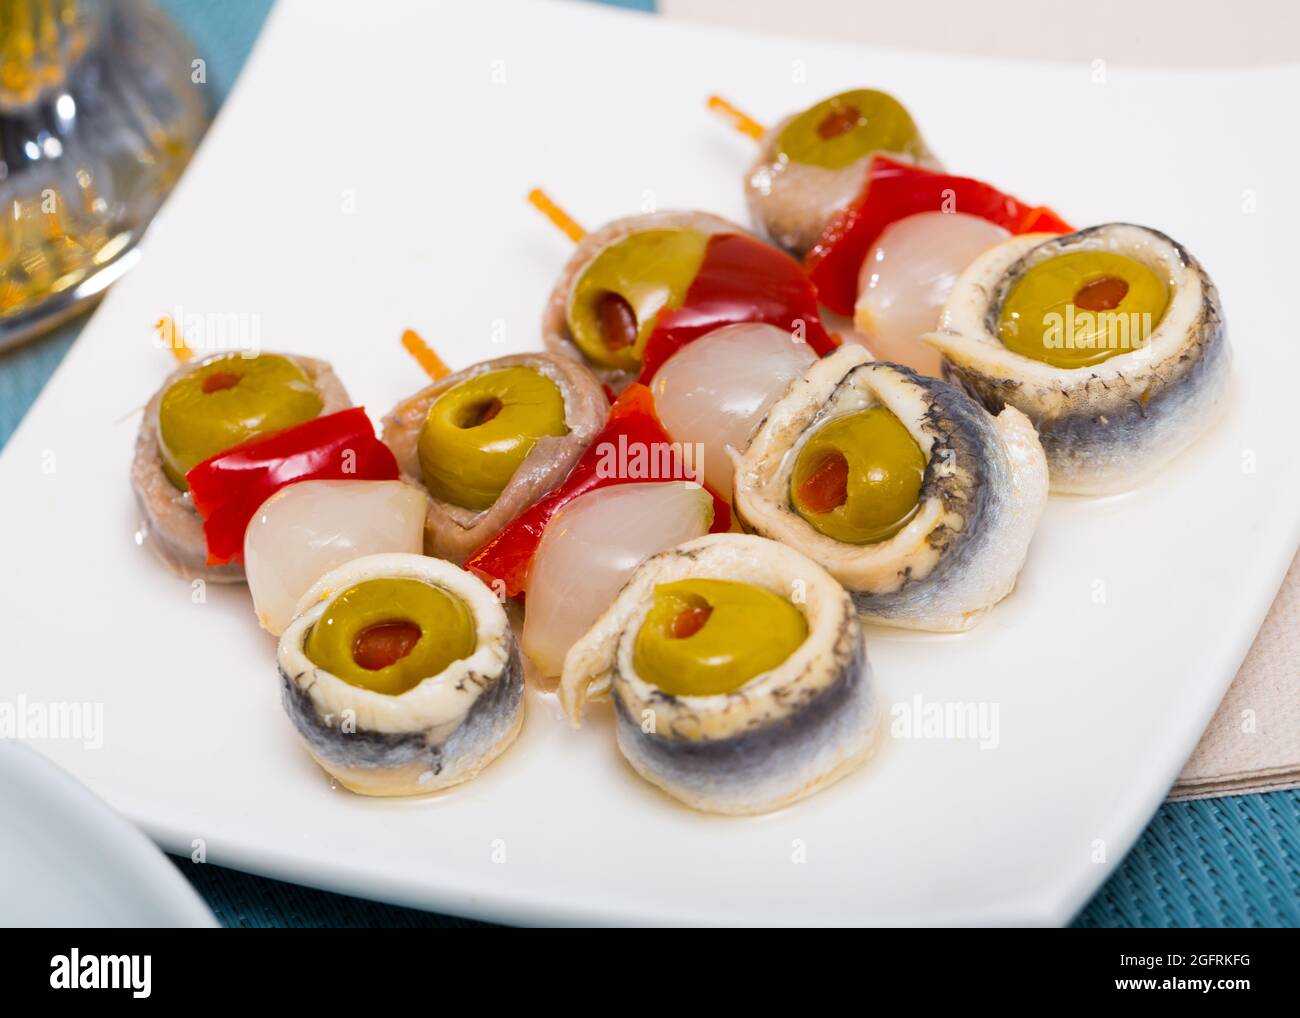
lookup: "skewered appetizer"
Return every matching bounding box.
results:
[733,345,1048,632]
[278,553,523,796]
[561,533,876,815]
[382,352,606,564]
[131,350,351,582]
[926,224,1230,494]
[124,68,1234,828]
[534,194,837,391]
[713,92,1071,377]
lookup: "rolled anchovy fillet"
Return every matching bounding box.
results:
[277,553,523,797]
[744,114,941,257]
[130,352,350,584]
[560,533,876,816]
[733,345,1048,632]
[382,352,606,565]
[925,224,1230,495]
[541,210,741,391]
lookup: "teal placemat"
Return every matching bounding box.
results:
[2,0,1295,929]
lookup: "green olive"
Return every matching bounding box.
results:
[776,89,926,170]
[303,577,476,696]
[565,228,709,371]
[418,366,568,511]
[632,579,808,697]
[790,406,925,545]
[997,251,1171,369]
[157,353,322,490]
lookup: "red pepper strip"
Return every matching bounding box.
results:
[637,232,838,384]
[187,407,399,566]
[805,156,1074,316]
[465,384,730,597]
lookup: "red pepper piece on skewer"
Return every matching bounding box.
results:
[805,156,1073,316]
[187,407,399,566]
[637,231,838,384]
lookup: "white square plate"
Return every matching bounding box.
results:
[3,0,1297,925]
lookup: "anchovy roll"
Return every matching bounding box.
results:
[277,552,523,797]
[744,89,940,255]
[382,352,606,564]
[732,345,1048,632]
[541,210,742,391]
[560,533,876,816]
[925,224,1230,495]
[131,351,350,583]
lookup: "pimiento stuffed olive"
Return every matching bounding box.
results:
[632,578,809,697]
[157,352,322,490]
[775,89,928,171]
[996,250,1171,369]
[542,210,835,392]
[382,352,607,565]
[741,90,940,256]
[565,228,709,372]
[790,406,926,545]
[303,577,476,696]
[416,366,569,511]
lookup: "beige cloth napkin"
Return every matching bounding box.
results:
[1170,552,1300,801]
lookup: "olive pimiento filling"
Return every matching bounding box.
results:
[352,621,423,671]
[596,291,639,351]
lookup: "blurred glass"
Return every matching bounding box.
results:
[0,0,209,349]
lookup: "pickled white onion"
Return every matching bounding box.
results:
[521,482,713,679]
[854,212,1010,376]
[651,323,816,500]
[244,479,427,635]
